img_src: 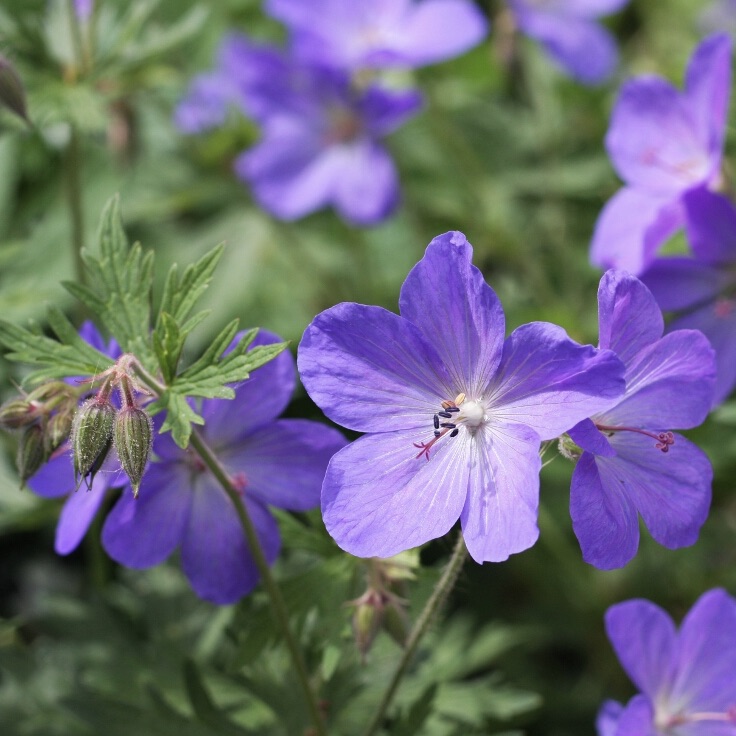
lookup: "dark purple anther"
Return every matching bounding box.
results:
[438,411,452,418]
[450,428,459,438]
[433,414,440,429]
[440,422,456,429]
[446,407,460,413]
[433,430,441,438]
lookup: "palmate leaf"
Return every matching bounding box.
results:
[63,195,155,367]
[0,305,112,383]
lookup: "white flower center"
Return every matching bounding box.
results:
[458,399,486,429]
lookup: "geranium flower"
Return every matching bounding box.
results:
[28,322,126,555]
[568,270,715,569]
[590,34,731,274]
[642,189,736,407]
[265,0,488,71]
[175,36,422,225]
[298,232,625,563]
[507,0,630,85]
[101,331,346,605]
[599,589,736,735]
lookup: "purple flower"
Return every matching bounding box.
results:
[265,0,488,71]
[101,330,346,605]
[175,36,421,224]
[74,0,93,21]
[568,270,715,569]
[298,232,625,563]
[508,0,630,85]
[28,322,126,555]
[599,589,736,736]
[642,189,736,407]
[590,34,732,275]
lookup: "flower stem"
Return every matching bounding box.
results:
[361,534,468,736]
[64,125,86,285]
[187,431,328,736]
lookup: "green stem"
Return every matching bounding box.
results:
[64,125,86,285]
[131,363,327,736]
[361,534,468,736]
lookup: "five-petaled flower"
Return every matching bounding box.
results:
[101,330,346,605]
[298,231,625,563]
[175,36,422,225]
[265,0,488,71]
[507,0,630,85]
[590,34,732,275]
[567,270,716,569]
[598,589,736,736]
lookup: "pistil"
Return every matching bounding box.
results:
[595,423,675,452]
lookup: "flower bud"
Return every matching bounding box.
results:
[0,398,40,430]
[44,411,74,455]
[381,598,410,649]
[113,405,152,498]
[350,589,385,660]
[16,424,46,486]
[72,397,115,486]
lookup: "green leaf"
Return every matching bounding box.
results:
[183,660,252,736]
[392,685,438,736]
[63,195,155,366]
[149,391,203,448]
[152,312,183,384]
[0,309,112,383]
[156,245,224,330]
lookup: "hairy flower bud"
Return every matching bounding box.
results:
[72,397,115,486]
[350,589,385,660]
[45,411,74,455]
[381,598,410,648]
[0,398,40,430]
[113,405,152,498]
[16,424,46,486]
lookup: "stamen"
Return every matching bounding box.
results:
[438,411,452,419]
[450,428,459,437]
[440,422,456,429]
[433,414,440,429]
[595,423,675,453]
[665,708,736,728]
[441,400,453,410]
[446,406,460,413]
[454,392,466,405]
[433,430,441,437]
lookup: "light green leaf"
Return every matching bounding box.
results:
[149,391,203,448]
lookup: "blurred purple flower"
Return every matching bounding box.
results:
[298,231,625,563]
[590,34,732,274]
[567,270,715,569]
[101,331,346,605]
[599,589,736,736]
[641,189,736,407]
[265,0,488,70]
[28,322,126,555]
[74,0,93,20]
[175,36,422,224]
[508,0,630,84]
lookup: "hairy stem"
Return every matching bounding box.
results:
[361,534,468,736]
[131,363,327,736]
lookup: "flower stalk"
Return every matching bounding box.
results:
[361,533,468,736]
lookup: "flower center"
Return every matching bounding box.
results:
[414,393,487,461]
[595,423,675,453]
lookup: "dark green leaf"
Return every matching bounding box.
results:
[64,195,155,366]
[148,391,203,448]
[183,660,252,736]
[392,685,438,736]
[0,54,28,122]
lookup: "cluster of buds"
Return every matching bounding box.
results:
[0,382,79,485]
[71,357,153,497]
[0,355,153,497]
[348,551,419,660]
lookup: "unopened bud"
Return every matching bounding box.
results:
[45,411,74,454]
[113,405,152,498]
[0,398,40,430]
[72,397,115,486]
[0,55,28,123]
[351,590,385,659]
[382,598,410,648]
[17,424,46,486]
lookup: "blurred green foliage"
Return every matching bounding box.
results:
[0,0,734,734]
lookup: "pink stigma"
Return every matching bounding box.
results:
[596,424,675,452]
